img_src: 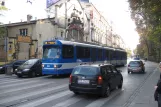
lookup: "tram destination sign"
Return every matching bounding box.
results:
[45,41,55,45]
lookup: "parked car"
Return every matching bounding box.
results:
[15,59,42,78]
[128,60,145,74]
[69,63,123,97]
[0,60,26,74]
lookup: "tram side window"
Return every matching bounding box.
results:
[98,49,102,60]
[113,51,116,59]
[91,48,96,61]
[105,50,109,59]
[62,45,74,58]
[77,46,90,58]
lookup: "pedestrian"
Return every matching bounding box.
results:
[154,62,161,107]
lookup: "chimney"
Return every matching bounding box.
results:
[27,14,32,23]
[1,1,5,6]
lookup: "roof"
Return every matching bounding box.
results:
[0,20,36,27]
[58,40,125,52]
[129,60,142,62]
[0,18,54,27]
[77,63,112,67]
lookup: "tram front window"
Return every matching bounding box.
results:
[43,46,60,58]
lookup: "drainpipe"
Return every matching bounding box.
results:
[5,26,8,74]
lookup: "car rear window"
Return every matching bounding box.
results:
[72,66,99,76]
[129,61,141,66]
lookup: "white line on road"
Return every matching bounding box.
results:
[17,90,72,107]
[53,96,83,107]
[85,89,123,107]
[0,81,55,96]
[0,75,51,85]
[0,80,40,89]
[0,84,68,105]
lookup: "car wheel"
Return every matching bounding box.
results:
[101,85,110,97]
[73,92,80,95]
[128,71,130,74]
[29,72,36,78]
[118,80,123,89]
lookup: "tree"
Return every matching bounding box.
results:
[128,0,161,61]
[126,48,132,57]
[0,0,7,38]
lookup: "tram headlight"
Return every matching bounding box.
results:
[42,64,44,68]
[55,55,60,58]
[54,65,58,68]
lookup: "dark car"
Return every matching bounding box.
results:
[15,59,42,78]
[133,57,140,60]
[69,63,123,97]
[0,60,26,74]
[128,60,145,74]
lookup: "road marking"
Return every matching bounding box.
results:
[53,96,83,107]
[0,75,51,85]
[0,84,68,105]
[85,89,123,107]
[0,81,55,96]
[17,90,72,107]
[0,80,40,89]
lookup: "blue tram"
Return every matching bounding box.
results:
[42,40,127,75]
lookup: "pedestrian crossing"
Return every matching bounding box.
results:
[0,74,123,107]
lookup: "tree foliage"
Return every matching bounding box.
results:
[0,0,7,38]
[126,48,132,57]
[128,0,161,60]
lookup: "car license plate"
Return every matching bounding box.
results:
[17,72,22,74]
[78,80,90,84]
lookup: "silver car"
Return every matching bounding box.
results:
[128,60,145,74]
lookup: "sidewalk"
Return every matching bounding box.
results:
[129,65,159,107]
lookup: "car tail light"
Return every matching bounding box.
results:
[98,76,103,85]
[69,75,72,83]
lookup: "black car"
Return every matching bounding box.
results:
[15,59,42,78]
[0,60,26,74]
[69,63,123,97]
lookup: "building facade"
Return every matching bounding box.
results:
[0,18,65,61]
[0,0,126,62]
[81,2,112,46]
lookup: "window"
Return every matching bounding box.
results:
[76,46,90,58]
[19,28,28,36]
[62,45,74,59]
[61,32,63,37]
[113,51,116,59]
[105,50,109,59]
[91,48,96,61]
[106,66,112,73]
[109,51,113,60]
[101,67,107,76]
[111,66,118,74]
[98,49,102,60]
[72,66,99,76]
[43,46,59,58]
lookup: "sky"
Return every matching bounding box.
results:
[0,0,139,50]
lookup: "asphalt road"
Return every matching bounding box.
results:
[0,60,158,107]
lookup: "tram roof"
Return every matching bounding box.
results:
[59,40,125,52]
[44,39,125,52]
